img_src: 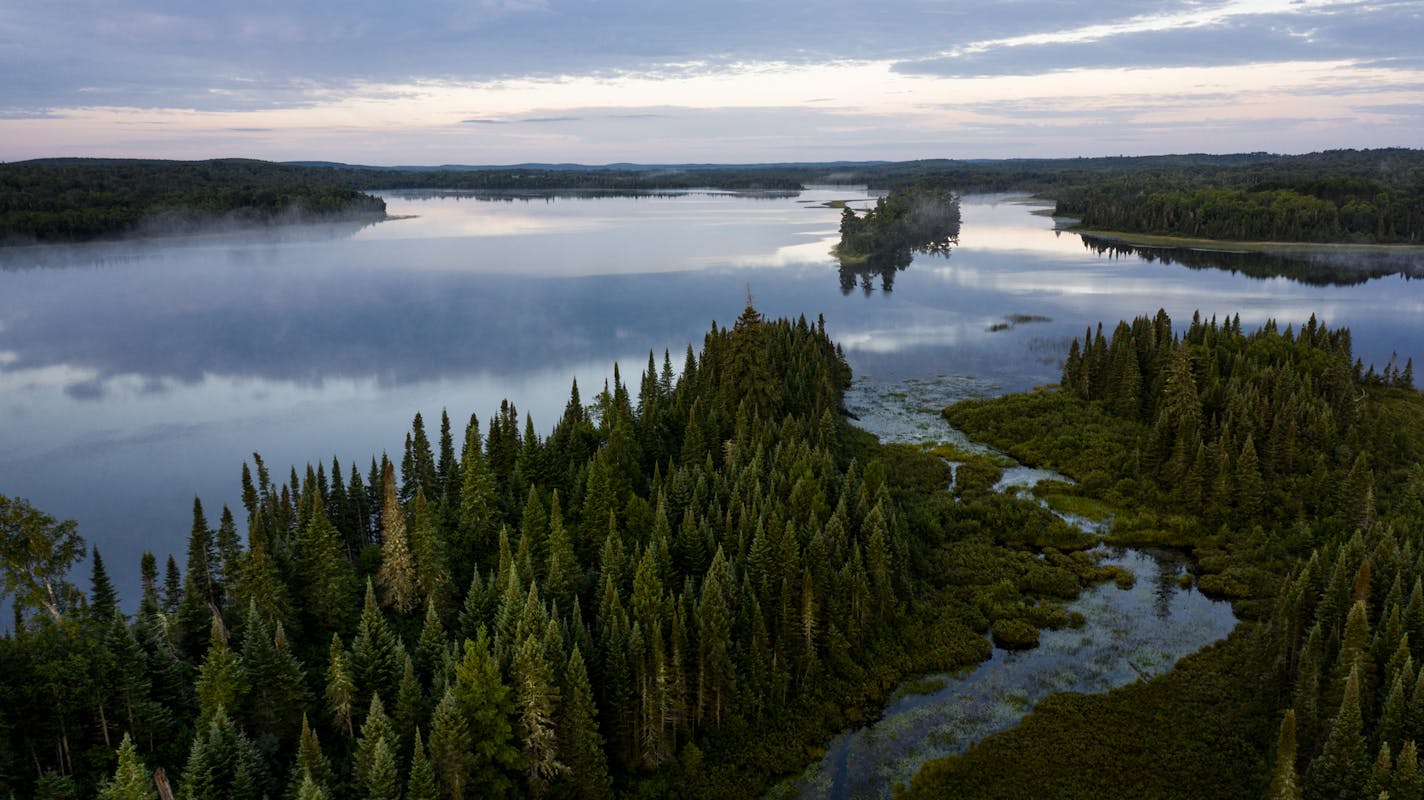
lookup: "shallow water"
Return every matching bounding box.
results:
[773,547,1234,800]
[779,376,1237,800]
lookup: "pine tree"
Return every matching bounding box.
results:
[545,491,580,613]
[241,603,308,750]
[362,736,401,800]
[355,693,398,791]
[394,655,426,761]
[1364,741,1393,800]
[295,772,327,800]
[100,733,156,800]
[416,596,448,686]
[162,555,183,616]
[410,488,451,610]
[294,490,355,634]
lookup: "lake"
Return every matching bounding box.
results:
[1,188,1422,602]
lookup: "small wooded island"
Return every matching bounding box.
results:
[2,297,1421,799]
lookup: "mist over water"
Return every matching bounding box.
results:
[1,190,1421,602]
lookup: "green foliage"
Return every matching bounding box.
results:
[99,734,156,800]
[7,304,1420,800]
[904,632,1275,799]
[0,493,85,622]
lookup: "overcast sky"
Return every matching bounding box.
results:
[2,0,1421,163]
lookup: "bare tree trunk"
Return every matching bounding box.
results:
[154,767,176,800]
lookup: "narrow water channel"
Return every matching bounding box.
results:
[769,377,1238,800]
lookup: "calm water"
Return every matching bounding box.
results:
[2,189,1422,601]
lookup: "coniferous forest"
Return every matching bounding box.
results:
[1,301,1422,798]
[0,305,1146,799]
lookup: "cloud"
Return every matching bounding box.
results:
[1,1,1421,159]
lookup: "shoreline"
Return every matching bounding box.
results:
[1066,226,1424,255]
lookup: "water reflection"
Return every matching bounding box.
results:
[1079,234,1424,286]
[2,190,1422,606]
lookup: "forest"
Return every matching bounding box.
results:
[0,305,1421,797]
[4,148,1422,245]
[907,311,1424,798]
[0,305,1159,799]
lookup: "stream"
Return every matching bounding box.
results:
[768,376,1239,799]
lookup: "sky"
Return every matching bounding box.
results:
[1,0,1422,164]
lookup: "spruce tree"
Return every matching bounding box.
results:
[558,644,613,798]
[514,634,563,794]
[89,546,118,623]
[100,733,156,800]
[429,688,473,800]
[406,730,439,800]
[378,461,419,615]
[452,631,520,797]
[195,618,248,732]
[180,706,263,800]
[325,635,356,738]
[352,579,407,715]
[1269,709,1302,800]
[1305,665,1368,800]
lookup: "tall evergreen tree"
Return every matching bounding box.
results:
[100,733,156,800]
[89,545,118,623]
[378,460,419,615]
